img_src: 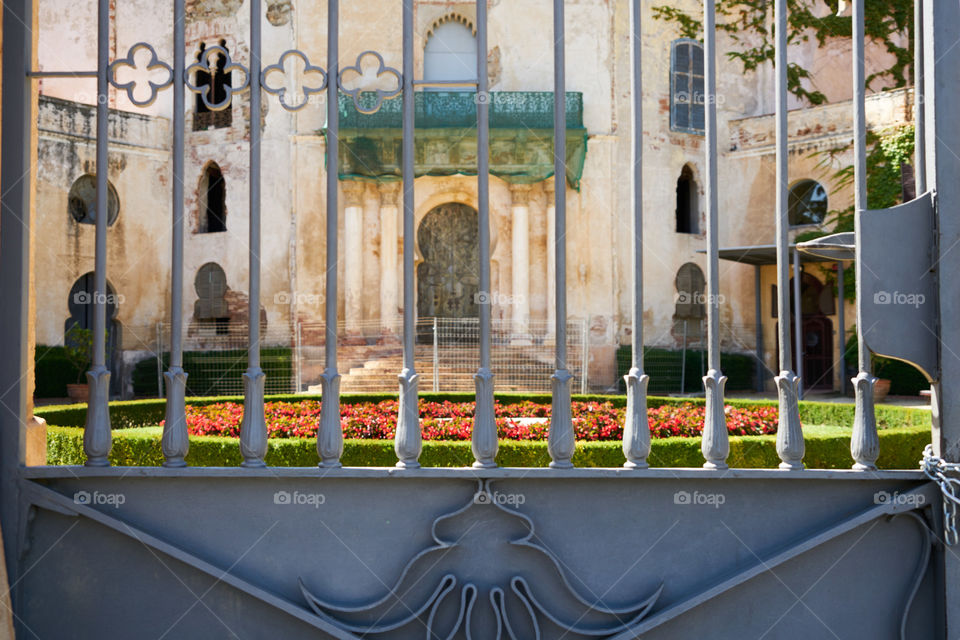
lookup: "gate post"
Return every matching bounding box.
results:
[924,0,960,634]
[0,0,33,613]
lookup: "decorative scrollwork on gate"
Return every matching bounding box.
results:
[299,480,663,639]
[261,50,328,112]
[185,45,250,112]
[337,51,401,115]
[108,43,173,107]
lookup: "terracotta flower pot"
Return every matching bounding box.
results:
[873,378,892,404]
[66,383,90,404]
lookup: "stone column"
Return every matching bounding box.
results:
[379,182,401,333]
[510,184,532,335]
[545,179,556,338]
[362,186,381,330]
[342,181,365,335]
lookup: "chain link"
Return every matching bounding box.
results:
[922,444,960,545]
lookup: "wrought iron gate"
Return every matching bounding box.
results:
[1,0,958,638]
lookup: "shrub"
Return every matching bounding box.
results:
[844,331,930,396]
[34,393,931,434]
[173,399,780,441]
[616,346,757,393]
[131,348,295,396]
[46,425,931,470]
[34,346,85,398]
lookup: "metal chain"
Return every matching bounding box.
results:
[922,444,960,545]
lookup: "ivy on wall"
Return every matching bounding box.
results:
[652,0,914,106]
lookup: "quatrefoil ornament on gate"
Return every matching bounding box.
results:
[261,50,328,112]
[338,51,402,115]
[184,45,250,112]
[108,43,173,108]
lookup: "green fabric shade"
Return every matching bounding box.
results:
[325,91,589,189]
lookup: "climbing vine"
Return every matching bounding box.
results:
[652,0,914,106]
[798,125,915,302]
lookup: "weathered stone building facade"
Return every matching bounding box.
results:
[33,0,912,396]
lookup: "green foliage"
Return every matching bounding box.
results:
[653,0,914,105]
[843,328,930,396]
[797,125,916,302]
[616,346,756,393]
[34,346,85,398]
[35,392,930,433]
[46,424,931,470]
[63,326,95,385]
[131,348,294,396]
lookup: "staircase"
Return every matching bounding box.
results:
[304,344,571,393]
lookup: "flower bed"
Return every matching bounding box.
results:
[174,400,779,441]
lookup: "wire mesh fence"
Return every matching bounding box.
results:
[127,318,590,397]
[114,317,765,398]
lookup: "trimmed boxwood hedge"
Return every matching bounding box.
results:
[34,393,933,433]
[34,345,85,398]
[616,346,757,394]
[46,425,930,469]
[131,348,295,397]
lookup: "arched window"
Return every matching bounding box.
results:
[198,163,227,233]
[193,40,233,130]
[67,174,120,226]
[424,16,477,89]
[671,39,705,134]
[674,263,706,321]
[675,165,700,234]
[194,263,230,335]
[788,179,828,226]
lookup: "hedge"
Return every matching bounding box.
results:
[34,345,85,398]
[34,393,932,433]
[46,425,931,470]
[616,346,756,394]
[844,332,930,396]
[131,348,295,397]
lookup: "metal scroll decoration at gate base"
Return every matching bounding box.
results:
[338,51,402,116]
[261,50,328,111]
[299,480,663,639]
[107,42,174,108]
[184,44,251,112]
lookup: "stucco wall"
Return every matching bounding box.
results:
[32,0,913,393]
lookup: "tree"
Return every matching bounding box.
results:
[653,0,914,106]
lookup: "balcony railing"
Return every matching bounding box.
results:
[338,91,584,130]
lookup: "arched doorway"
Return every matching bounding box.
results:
[417,203,479,321]
[65,272,122,396]
[776,272,835,391]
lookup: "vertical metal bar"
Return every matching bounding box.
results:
[548,0,575,469]
[792,248,804,399]
[851,0,879,471]
[83,0,113,467]
[773,0,804,469]
[1,0,34,596]
[156,322,163,398]
[471,0,498,469]
[432,317,439,393]
[580,320,588,395]
[395,0,422,468]
[700,0,728,470]
[837,261,846,395]
[622,0,650,469]
[925,2,960,633]
[754,265,763,393]
[914,0,926,194]
[238,0,268,468]
[680,319,688,393]
[295,320,302,392]
[318,0,344,468]
[162,0,189,467]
